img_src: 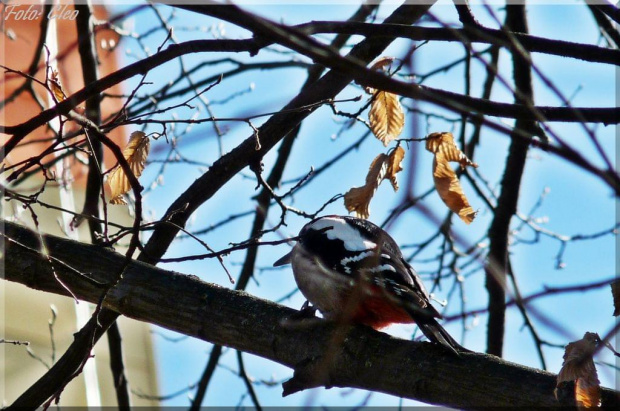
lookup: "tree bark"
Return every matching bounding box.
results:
[3,221,619,409]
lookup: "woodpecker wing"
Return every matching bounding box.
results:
[347,217,441,314]
[298,215,441,320]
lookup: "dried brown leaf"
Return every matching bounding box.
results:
[369,91,404,146]
[425,132,478,224]
[555,332,601,409]
[611,280,620,317]
[344,147,405,219]
[108,131,150,205]
[370,56,395,71]
[386,145,405,191]
[48,70,66,102]
[344,153,387,219]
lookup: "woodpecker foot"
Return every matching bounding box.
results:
[280,302,321,329]
[298,301,318,318]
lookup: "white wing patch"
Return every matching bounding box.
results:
[365,264,397,273]
[310,217,376,251]
[340,250,374,274]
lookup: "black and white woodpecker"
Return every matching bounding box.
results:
[275,215,466,355]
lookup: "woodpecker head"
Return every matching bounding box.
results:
[274,215,417,287]
[273,215,394,267]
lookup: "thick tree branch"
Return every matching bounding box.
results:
[291,21,620,66]
[3,221,619,409]
[485,4,535,357]
[76,4,131,409]
[75,3,104,241]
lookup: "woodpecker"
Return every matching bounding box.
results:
[274,215,465,355]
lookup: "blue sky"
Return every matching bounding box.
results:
[109,1,617,406]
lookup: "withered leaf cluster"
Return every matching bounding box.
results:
[344,57,406,218]
[344,147,405,219]
[425,132,478,224]
[108,131,150,205]
[369,90,405,147]
[555,332,601,409]
[344,57,478,222]
[367,57,404,147]
[48,70,66,103]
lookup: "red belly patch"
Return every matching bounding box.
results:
[351,295,414,329]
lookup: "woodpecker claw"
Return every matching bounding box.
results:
[299,301,318,317]
[280,302,319,329]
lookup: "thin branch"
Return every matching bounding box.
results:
[588,4,620,48]
[189,345,223,410]
[1,339,30,346]
[11,307,118,408]
[237,350,262,410]
[0,3,52,110]
[0,38,260,158]
[445,277,617,322]
[506,260,547,370]
[592,2,620,25]
[107,322,131,409]
[157,236,298,264]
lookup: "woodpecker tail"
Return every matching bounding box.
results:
[417,318,468,356]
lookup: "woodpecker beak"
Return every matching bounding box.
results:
[273,250,293,266]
